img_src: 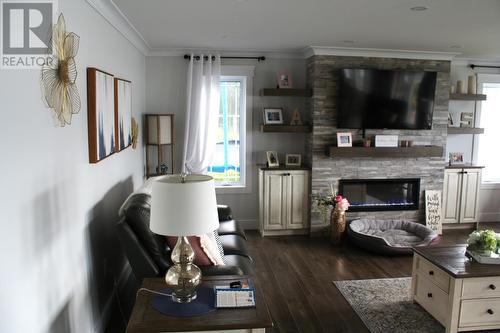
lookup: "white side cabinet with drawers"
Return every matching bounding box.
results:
[258,169,310,236]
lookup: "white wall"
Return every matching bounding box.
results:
[449,61,500,222]
[146,57,307,228]
[0,0,146,332]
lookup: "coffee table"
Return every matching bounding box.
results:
[127,275,273,333]
[412,245,500,333]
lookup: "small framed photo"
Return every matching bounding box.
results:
[266,151,279,168]
[449,152,464,165]
[286,154,301,167]
[263,108,283,125]
[337,132,353,147]
[277,70,293,89]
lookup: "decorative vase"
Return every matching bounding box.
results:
[330,209,346,244]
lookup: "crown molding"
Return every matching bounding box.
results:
[452,57,500,67]
[85,0,150,55]
[147,47,304,59]
[304,46,461,61]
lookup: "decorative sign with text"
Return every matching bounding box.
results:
[425,190,442,235]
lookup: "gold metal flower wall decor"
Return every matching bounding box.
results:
[131,117,139,149]
[41,14,81,126]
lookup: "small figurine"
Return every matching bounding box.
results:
[290,109,303,126]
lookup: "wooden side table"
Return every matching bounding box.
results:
[412,245,500,333]
[127,276,273,333]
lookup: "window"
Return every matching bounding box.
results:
[476,74,500,183]
[207,76,247,187]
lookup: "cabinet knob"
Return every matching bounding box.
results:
[427,293,433,298]
[488,309,494,315]
[429,270,434,276]
[490,284,497,290]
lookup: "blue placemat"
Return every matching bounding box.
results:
[152,287,216,317]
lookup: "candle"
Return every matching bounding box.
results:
[468,75,476,94]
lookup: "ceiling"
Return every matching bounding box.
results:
[113,0,500,59]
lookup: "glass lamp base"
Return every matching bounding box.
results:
[171,291,198,303]
[165,236,202,304]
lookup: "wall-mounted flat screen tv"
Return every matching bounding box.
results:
[338,68,437,129]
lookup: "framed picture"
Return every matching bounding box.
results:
[115,78,132,151]
[266,151,279,168]
[87,68,116,163]
[263,108,283,125]
[337,132,353,147]
[449,152,464,165]
[277,70,293,89]
[286,154,301,167]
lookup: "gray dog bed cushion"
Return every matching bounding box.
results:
[347,219,438,255]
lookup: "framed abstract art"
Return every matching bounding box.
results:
[114,78,132,151]
[87,68,116,163]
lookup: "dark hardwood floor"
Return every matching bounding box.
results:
[246,223,500,333]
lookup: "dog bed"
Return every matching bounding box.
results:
[347,219,439,255]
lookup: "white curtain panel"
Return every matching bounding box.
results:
[182,54,221,174]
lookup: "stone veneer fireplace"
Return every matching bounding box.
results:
[306,55,449,236]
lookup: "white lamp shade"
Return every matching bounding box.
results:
[150,174,219,236]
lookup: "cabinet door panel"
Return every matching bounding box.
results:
[460,169,481,223]
[286,171,309,229]
[264,173,286,230]
[442,169,462,224]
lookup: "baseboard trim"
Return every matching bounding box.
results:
[442,222,476,230]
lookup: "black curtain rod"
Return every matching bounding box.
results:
[183,54,265,62]
[470,64,500,69]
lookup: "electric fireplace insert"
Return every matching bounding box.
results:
[338,178,420,212]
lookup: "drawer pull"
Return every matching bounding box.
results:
[490,284,497,290]
[427,293,433,298]
[428,270,434,276]
[488,309,494,315]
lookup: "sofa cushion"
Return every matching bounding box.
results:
[223,255,254,275]
[219,234,251,260]
[218,219,247,240]
[166,234,224,266]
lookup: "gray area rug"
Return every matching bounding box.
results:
[334,277,500,333]
[333,277,435,333]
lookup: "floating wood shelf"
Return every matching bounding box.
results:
[327,146,443,158]
[447,127,484,134]
[449,93,487,101]
[260,88,312,97]
[260,124,311,133]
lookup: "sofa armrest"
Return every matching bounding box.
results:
[200,265,244,276]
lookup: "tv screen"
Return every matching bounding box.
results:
[338,68,437,129]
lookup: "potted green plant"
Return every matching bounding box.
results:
[467,230,499,256]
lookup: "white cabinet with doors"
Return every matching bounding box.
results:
[259,169,310,236]
[442,168,482,224]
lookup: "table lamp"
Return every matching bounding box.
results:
[150,174,219,303]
